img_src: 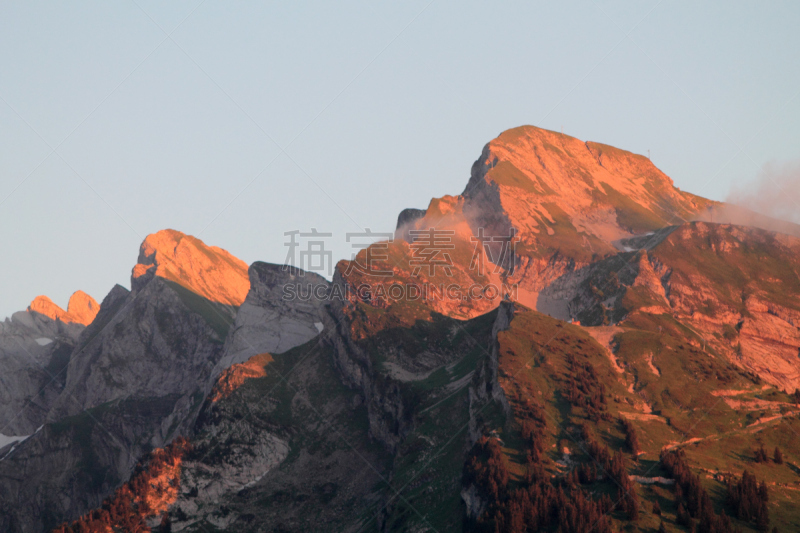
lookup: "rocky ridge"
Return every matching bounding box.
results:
[344,126,715,320]
[567,222,800,390]
[5,126,800,532]
[0,291,99,437]
[27,291,100,326]
[132,229,249,307]
[0,230,328,533]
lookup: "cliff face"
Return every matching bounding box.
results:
[152,288,505,532]
[26,291,99,326]
[209,262,329,385]
[567,222,800,391]
[0,272,228,532]
[39,229,256,421]
[0,303,84,436]
[65,291,100,326]
[132,229,250,307]
[461,126,710,252]
[658,223,800,390]
[343,126,713,320]
[0,232,329,533]
[27,295,72,323]
[6,126,800,533]
[376,127,800,392]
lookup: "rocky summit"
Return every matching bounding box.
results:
[27,291,99,326]
[3,126,800,533]
[132,229,250,307]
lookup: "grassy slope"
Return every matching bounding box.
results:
[651,223,800,313]
[484,126,714,261]
[489,306,800,532]
[337,307,499,531]
[187,337,389,532]
[562,223,800,530]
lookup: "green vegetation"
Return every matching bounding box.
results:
[654,223,800,314]
[597,182,666,232]
[486,160,546,195]
[164,279,236,340]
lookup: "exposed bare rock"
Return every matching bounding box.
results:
[738,299,800,391]
[349,126,713,322]
[7,126,800,532]
[209,352,272,402]
[0,270,222,532]
[175,427,290,531]
[48,281,222,422]
[65,291,99,326]
[0,225,340,532]
[0,231,252,532]
[0,392,183,533]
[27,295,71,323]
[132,229,249,307]
[0,304,85,436]
[171,336,388,531]
[26,292,99,326]
[569,221,800,390]
[209,263,329,384]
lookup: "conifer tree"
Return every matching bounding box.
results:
[773,447,783,464]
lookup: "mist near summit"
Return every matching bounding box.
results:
[692,159,800,236]
[728,160,800,224]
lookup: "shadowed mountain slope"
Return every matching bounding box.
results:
[6,126,800,533]
[0,231,329,533]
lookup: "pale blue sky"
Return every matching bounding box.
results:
[1,1,798,319]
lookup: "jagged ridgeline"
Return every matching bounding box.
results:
[2,125,800,533]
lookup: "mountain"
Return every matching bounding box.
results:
[27,291,99,326]
[0,291,98,437]
[132,229,250,307]
[4,126,800,533]
[568,222,800,391]
[64,291,100,326]
[459,125,711,247]
[347,126,716,320]
[0,231,328,533]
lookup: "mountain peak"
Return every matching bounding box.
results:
[27,295,68,322]
[27,291,98,325]
[132,229,250,307]
[373,126,719,317]
[444,125,713,260]
[465,125,704,228]
[66,290,99,325]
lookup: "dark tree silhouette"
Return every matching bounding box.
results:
[755,445,769,463]
[662,449,743,533]
[725,469,770,527]
[619,416,641,458]
[773,447,783,465]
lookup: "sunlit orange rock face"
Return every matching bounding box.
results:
[27,291,99,326]
[132,229,250,307]
[53,438,190,533]
[572,222,800,391]
[66,290,99,325]
[407,125,713,259]
[28,295,68,322]
[210,352,273,402]
[340,125,714,320]
[645,223,800,391]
